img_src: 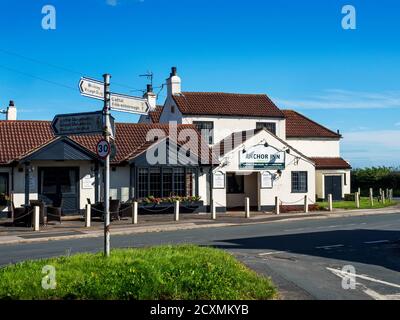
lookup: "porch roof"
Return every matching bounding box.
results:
[0,121,216,165]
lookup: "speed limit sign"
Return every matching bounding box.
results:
[97,139,111,159]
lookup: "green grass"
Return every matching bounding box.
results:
[317,197,398,210]
[0,244,276,300]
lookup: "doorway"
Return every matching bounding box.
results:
[38,167,79,214]
[324,175,342,201]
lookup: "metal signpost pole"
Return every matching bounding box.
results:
[103,73,111,257]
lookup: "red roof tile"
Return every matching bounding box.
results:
[172,92,285,118]
[283,110,341,138]
[0,121,215,165]
[310,157,351,170]
[148,106,163,123]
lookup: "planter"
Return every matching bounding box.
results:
[139,201,204,214]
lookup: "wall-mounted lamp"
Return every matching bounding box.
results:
[264,142,269,147]
[276,169,282,177]
[286,149,291,154]
[242,148,246,154]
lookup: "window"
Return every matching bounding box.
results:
[0,173,9,196]
[174,168,185,196]
[171,105,175,113]
[162,168,173,197]
[138,168,149,198]
[193,121,214,144]
[291,171,308,193]
[256,122,276,135]
[149,168,161,197]
[227,173,244,194]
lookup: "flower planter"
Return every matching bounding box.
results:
[139,201,204,214]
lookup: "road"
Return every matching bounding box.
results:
[1,213,400,300]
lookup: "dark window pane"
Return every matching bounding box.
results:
[256,122,276,135]
[227,173,244,194]
[291,171,308,193]
[162,168,173,197]
[149,168,161,197]
[174,168,185,196]
[193,121,214,144]
[138,168,149,198]
[0,173,8,195]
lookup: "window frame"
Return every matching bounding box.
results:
[256,122,277,135]
[193,121,214,145]
[291,171,308,193]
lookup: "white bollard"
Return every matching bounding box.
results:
[85,204,91,228]
[328,194,333,212]
[245,197,250,218]
[355,192,360,209]
[174,200,180,221]
[132,201,138,224]
[304,195,309,213]
[211,200,216,220]
[275,196,280,215]
[33,206,40,231]
[369,188,374,207]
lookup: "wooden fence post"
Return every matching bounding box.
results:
[369,188,374,207]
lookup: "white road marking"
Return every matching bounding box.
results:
[364,240,390,244]
[327,267,400,289]
[316,244,344,249]
[258,251,286,256]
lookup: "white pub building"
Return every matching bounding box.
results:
[0,67,351,216]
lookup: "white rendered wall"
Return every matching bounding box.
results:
[286,138,340,157]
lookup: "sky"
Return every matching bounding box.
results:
[0,0,399,168]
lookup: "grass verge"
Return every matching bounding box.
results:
[317,198,398,210]
[0,244,276,300]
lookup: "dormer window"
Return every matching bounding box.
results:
[256,122,276,135]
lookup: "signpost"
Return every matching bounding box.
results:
[110,93,150,115]
[79,77,104,100]
[97,139,111,159]
[50,74,150,257]
[77,74,148,257]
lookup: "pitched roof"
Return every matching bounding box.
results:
[148,106,163,123]
[172,92,285,118]
[283,110,341,139]
[310,157,351,170]
[0,121,215,165]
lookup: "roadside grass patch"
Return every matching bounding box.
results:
[317,197,398,210]
[0,244,276,300]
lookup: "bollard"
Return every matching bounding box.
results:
[328,194,333,212]
[33,206,40,231]
[245,197,250,218]
[174,200,180,221]
[275,196,280,215]
[85,204,91,228]
[355,192,360,209]
[132,201,138,224]
[369,188,374,207]
[304,195,309,213]
[211,200,217,220]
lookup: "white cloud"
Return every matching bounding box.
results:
[275,89,400,110]
[106,0,118,6]
[341,130,400,167]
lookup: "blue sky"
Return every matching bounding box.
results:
[0,0,399,168]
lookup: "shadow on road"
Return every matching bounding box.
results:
[211,229,400,272]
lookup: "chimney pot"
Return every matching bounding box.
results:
[171,67,177,76]
[9,100,14,107]
[147,84,153,93]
